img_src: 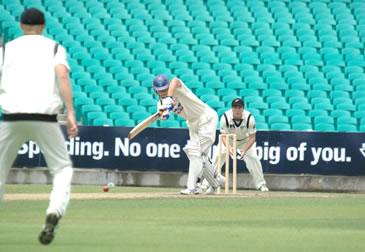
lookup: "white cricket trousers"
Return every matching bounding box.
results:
[212,139,266,189]
[0,121,73,216]
[184,110,218,190]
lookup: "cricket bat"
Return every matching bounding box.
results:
[128,111,161,140]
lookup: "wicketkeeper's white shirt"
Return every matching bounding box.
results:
[220,109,257,141]
[0,35,69,114]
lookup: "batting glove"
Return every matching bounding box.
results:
[173,102,183,114]
[160,110,170,121]
[162,96,175,112]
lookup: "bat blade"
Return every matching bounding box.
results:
[128,112,160,140]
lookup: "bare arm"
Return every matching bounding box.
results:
[239,133,256,159]
[55,64,78,139]
[167,78,182,97]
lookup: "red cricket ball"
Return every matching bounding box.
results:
[103,186,109,192]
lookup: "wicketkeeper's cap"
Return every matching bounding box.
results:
[21,8,45,25]
[232,98,244,107]
[153,74,170,91]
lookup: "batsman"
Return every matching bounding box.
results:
[152,74,225,195]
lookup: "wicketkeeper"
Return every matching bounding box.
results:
[207,98,269,193]
[152,74,225,195]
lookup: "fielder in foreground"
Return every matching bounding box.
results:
[207,98,269,193]
[0,8,78,245]
[152,74,225,195]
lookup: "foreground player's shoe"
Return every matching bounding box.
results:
[259,184,269,192]
[38,212,60,245]
[180,187,202,195]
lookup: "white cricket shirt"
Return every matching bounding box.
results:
[220,109,256,141]
[172,80,215,121]
[0,35,69,114]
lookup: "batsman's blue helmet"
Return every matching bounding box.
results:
[153,74,170,91]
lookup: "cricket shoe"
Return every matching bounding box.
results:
[217,174,226,187]
[180,187,202,195]
[201,179,209,190]
[259,184,269,192]
[205,186,217,195]
[38,212,60,245]
[206,175,226,195]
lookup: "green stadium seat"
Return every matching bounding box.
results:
[268,115,289,125]
[245,96,264,104]
[206,100,225,110]
[292,102,312,111]
[292,115,312,125]
[337,124,358,132]
[132,111,151,121]
[140,98,156,107]
[271,123,291,131]
[267,96,286,105]
[200,94,220,103]
[285,90,305,98]
[359,125,365,132]
[93,118,114,126]
[315,102,334,111]
[126,105,147,113]
[286,108,306,118]
[104,104,124,115]
[256,122,269,130]
[293,123,312,131]
[311,97,331,105]
[109,111,130,121]
[159,120,180,128]
[288,96,307,105]
[86,111,108,125]
[315,123,335,132]
[314,116,334,125]
[355,98,365,107]
[271,102,290,110]
[196,88,215,96]
[336,103,356,112]
[308,109,328,118]
[89,91,109,100]
[248,102,268,110]
[263,109,282,117]
[239,89,259,97]
[337,116,357,126]
[118,98,138,107]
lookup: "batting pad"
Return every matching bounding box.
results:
[202,155,220,188]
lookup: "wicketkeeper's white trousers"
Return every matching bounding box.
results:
[0,121,73,216]
[212,139,266,189]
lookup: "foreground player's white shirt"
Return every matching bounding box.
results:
[0,35,69,114]
[220,109,256,141]
[171,80,215,121]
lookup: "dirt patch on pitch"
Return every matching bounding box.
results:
[3,191,347,201]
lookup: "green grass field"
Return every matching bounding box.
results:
[1,185,364,252]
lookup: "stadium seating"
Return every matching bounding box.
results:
[0,0,364,132]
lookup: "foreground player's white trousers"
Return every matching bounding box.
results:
[0,121,73,216]
[212,140,266,189]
